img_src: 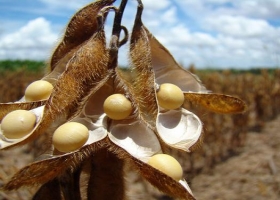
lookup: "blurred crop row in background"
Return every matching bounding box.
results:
[185,65,280,178]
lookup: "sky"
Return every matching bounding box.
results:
[0,0,280,69]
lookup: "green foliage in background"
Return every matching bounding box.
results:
[0,60,278,75]
[0,60,46,72]
[197,68,278,75]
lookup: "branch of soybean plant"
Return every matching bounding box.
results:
[108,0,128,69]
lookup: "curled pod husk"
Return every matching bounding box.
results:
[50,0,116,70]
[42,0,117,87]
[156,108,202,152]
[128,6,158,128]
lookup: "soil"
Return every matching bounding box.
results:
[1,116,280,200]
[191,115,280,200]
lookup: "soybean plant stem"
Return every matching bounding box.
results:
[108,0,128,70]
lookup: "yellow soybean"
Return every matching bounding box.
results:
[103,94,132,120]
[148,154,183,181]
[157,83,184,110]
[25,80,53,101]
[52,122,89,153]
[1,110,36,139]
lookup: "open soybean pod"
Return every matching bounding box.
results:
[129,24,202,154]
[0,14,110,150]
[119,3,196,200]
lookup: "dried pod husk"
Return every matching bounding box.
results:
[145,32,245,155]
[2,139,106,190]
[97,4,164,162]
[42,0,116,88]
[128,10,158,128]
[143,24,246,153]
[0,101,46,120]
[50,0,116,70]
[47,27,108,119]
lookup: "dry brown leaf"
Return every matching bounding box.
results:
[184,93,247,114]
